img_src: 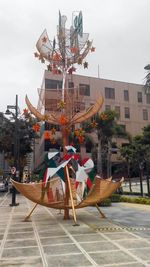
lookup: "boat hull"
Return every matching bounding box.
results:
[11,177,123,209]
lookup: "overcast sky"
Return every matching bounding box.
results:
[0,0,150,113]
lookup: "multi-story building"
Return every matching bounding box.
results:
[34,71,150,173]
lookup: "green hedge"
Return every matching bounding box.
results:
[110,194,121,202]
[98,194,150,207]
[99,198,112,207]
[120,196,150,205]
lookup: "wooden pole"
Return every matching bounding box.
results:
[63,128,70,220]
[95,203,106,218]
[23,203,38,221]
[66,166,79,226]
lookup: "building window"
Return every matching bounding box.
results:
[45,79,62,89]
[146,94,150,104]
[124,107,130,119]
[79,84,90,96]
[115,106,120,117]
[143,109,148,120]
[45,99,57,111]
[75,102,85,112]
[124,90,129,101]
[105,105,111,110]
[105,87,115,99]
[68,81,74,88]
[137,92,142,103]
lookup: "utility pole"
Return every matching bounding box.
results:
[6,95,19,206]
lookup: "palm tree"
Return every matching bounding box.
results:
[82,110,128,177]
[144,64,150,94]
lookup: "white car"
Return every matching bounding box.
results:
[0,182,7,192]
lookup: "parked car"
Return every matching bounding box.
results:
[0,182,7,192]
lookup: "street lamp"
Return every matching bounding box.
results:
[5,95,19,206]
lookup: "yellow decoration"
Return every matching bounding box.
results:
[51,128,56,135]
[58,100,66,109]
[43,114,49,121]
[100,113,108,120]
[77,57,83,65]
[91,120,98,128]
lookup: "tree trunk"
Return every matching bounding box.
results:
[97,131,102,176]
[107,140,111,178]
[139,169,144,197]
[127,162,132,192]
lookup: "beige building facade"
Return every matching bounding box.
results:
[34,71,150,171]
[40,71,150,135]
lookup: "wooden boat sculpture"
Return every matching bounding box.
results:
[11,176,123,210]
[12,11,124,224]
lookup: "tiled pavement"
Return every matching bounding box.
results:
[0,193,150,266]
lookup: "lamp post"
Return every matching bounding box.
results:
[5,95,19,206]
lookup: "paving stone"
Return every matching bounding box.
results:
[89,250,135,265]
[43,243,81,255]
[10,222,32,227]
[1,194,150,267]
[2,247,40,258]
[103,232,137,240]
[108,263,148,267]
[0,234,4,240]
[38,229,66,237]
[73,233,106,242]
[46,254,91,267]
[80,240,119,252]
[131,248,150,260]
[116,239,150,249]
[40,236,72,245]
[134,230,150,238]
[68,227,96,235]
[0,257,43,267]
[7,232,35,240]
[8,227,33,233]
[4,239,37,248]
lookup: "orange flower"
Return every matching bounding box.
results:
[23,108,28,115]
[33,123,40,132]
[44,131,51,140]
[71,47,78,54]
[91,120,98,128]
[59,115,68,125]
[52,53,61,61]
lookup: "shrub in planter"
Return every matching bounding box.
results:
[99,198,112,207]
[110,194,121,202]
[120,196,150,205]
